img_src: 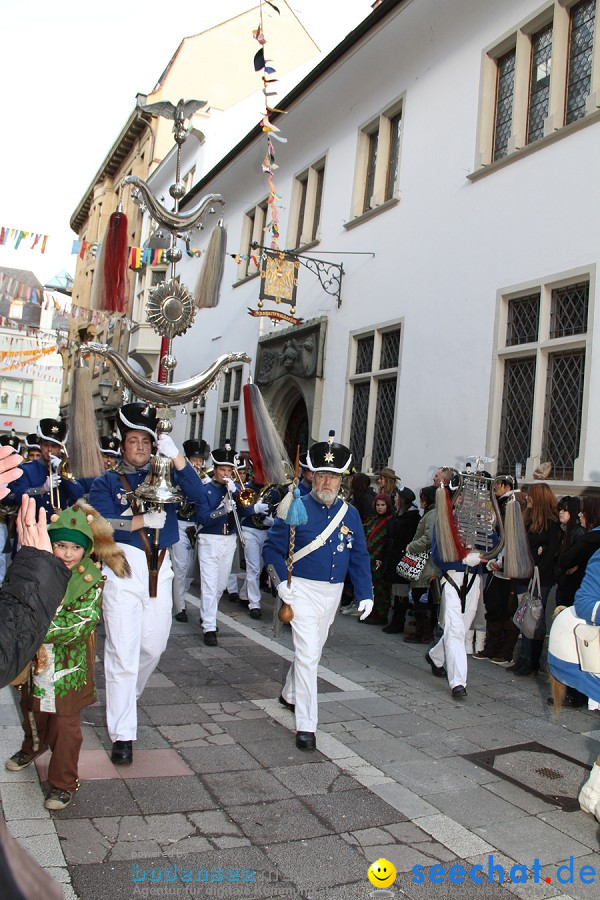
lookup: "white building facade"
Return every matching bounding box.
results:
[138,0,600,494]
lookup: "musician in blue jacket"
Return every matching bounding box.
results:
[9,418,83,521]
[263,432,373,751]
[195,442,241,646]
[88,403,205,766]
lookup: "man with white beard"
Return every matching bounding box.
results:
[263,432,373,751]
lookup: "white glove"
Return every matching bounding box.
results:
[44,473,61,491]
[254,501,270,515]
[357,598,374,620]
[224,477,237,494]
[49,454,61,472]
[463,551,481,568]
[223,497,235,514]
[143,509,167,529]
[277,582,298,606]
[157,434,179,460]
[262,515,275,527]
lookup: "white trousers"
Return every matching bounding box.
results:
[239,527,268,609]
[171,520,195,612]
[282,577,343,732]
[197,533,237,632]
[103,545,173,742]
[428,570,480,689]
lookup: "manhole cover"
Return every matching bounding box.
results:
[463,742,591,811]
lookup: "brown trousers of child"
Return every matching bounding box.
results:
[19,686,82,793]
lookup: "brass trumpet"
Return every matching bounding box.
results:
[234,468,256,507]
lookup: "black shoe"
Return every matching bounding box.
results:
[249,608,262,619]
[203,631,218,646]
[296,731,316,751]
[514,661,534,676]
[227,592,240,603]
[452,685,467,699]
[506,660,522,673]
[382,622,404,634]
[174,610,188,623]
[425,652,446,678]
[279,694,295,712]
[111,740,133,765]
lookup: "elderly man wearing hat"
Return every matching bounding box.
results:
[171,439,211,623]
[195,441,242,646]
[88,403,206,765]
[263,432,373,751]
[9,419,84,521]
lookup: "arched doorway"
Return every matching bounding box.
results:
[284,396,309,460]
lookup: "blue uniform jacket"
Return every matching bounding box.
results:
[573,547,600,625]
[196,480,240,535]
[263,493,372,600]
[11,460,84,515]
[89,462,205,551]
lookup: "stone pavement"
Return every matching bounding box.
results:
[1,585,599,900]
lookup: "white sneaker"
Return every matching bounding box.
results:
[579,763,600,814]
[340,605,360,617]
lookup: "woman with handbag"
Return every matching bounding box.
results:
[361,493,394,624]
[402,486,439,644]
[509,483,561,676]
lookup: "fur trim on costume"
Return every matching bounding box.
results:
[72,500,131,578]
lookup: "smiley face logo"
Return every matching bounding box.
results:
[367,858,397,888]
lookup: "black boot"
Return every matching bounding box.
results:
[382,598,406,634]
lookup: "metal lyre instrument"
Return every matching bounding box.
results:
[450,460,504,561]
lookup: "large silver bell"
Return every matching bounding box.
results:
[135,454,183,505]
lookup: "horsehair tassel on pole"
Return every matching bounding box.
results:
[435,482,466,563]
[194,222,226,309]
[104,208,129,312]
[243,382,290,485]
[66,360,105,479]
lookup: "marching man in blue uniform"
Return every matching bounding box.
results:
[263,432,373,751]
[10,418,83,519]
[172,438,210,623]
[195,441,241,646]
[89,403,205,765]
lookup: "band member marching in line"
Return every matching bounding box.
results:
[88,403,206,766]
[172,439,211,623]
[9,419,84,523]
[195,441,241,646]
[237,468,273,620]
[263,432,373,751]
[23,434,42,462]
[297,454,314,497]
[100,435,121,470]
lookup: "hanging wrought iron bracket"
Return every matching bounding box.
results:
[250,244,377,308]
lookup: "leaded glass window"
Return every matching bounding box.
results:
[294,174,308,249]
[372,378,397,471]
[493,50,516,161]
[566,0,596,124]
[380,329,401,370]
[506,294,540,345]
[349,382,370,469]
[542,350,585,480]
[312,166,325,241]
[189,413,197,440]
[229,406,239,450]
[222,370,232,403]
[527,23,553,144]
[233,368,243,401]
[356,335,374,374]
[219,410,228,448]
[550,282,589,337]
[497,357,536,477]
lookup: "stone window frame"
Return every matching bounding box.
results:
[286,156,327,251]
[474,0,600,175]
[235,198,269,282]
[345,96,404,230]
[487,265,595,486]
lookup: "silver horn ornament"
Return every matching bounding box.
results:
[80,342,251,405]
